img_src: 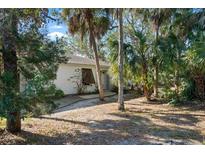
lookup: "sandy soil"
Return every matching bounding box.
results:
[0,96,205,145]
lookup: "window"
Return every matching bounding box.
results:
[82,68,95,85]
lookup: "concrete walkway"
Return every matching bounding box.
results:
[54,91,116,112]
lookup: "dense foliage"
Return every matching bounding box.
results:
[0,8,205,133]
[0,9,67,132]
[107,8,205,103]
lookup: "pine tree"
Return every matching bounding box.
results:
[0,9,66,133]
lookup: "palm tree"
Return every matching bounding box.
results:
[156,9,204,101]
[62,9,110,100]
[186,43,205,99]
[118,8,125,111]
[150,8,173,98]
[126,9,152,101]
[167,9,202,101]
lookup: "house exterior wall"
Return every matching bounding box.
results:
[54,63,99,95]
[20,63,110,95]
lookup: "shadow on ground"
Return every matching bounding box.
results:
[1,96,204,145]
[53,94,135,114]
[10,112,204,145]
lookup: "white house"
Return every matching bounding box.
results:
[53,55,111,95]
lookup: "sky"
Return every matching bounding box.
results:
[47,22,68,40]
[47,9,68,40]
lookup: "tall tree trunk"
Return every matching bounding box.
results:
[153,28,159,98]
[2,11,21,133]
[85,9,105,101]
[153,65,158,97]
[88,29,104,101]
[174,50,180,102]
[194,75,205,100]
[175,68,180,100]
[118,8,125,111]
[142,61,150,101]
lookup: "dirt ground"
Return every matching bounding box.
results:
[0,96,205,145]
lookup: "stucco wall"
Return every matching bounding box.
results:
[19,63,110,95]
[54,63,98,95]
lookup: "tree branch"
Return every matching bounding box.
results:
[43,14,57,21]
[109,25,118,30]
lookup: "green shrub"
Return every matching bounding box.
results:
[18,74,64,117]
[181,79,196,100]
[54,89,64,99]
[161,87,182,105]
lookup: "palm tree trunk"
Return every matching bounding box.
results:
[118,8,125,111]
[142,61,150,101]
[194,75,205,100]
[2,12,21,133]
[89,30,105,101]
[85,9,105,101]
[153,28,159,98]
[175,68,180,99]
[174,50,180,102]
[153,65,158,97]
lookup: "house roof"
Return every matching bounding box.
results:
[67,55,110,68]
